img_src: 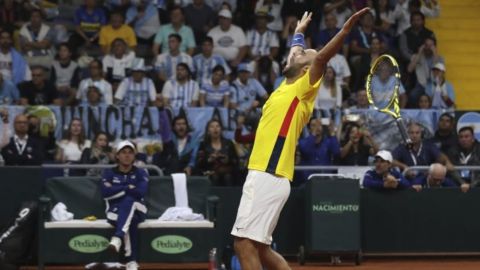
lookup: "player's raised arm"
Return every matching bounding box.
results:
[309,8,370,85]
[285,11,312,68]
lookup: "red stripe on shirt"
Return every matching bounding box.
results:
[278,97,299,137]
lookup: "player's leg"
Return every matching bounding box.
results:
[258,244,291,270]
[233,237,262,270]
[108,198,136,251]
[124,212,143,270]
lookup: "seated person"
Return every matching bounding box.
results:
[102,38,136,86]
[447,126,480,188]
[19,66,61,105]
[199,65,230,108]
[102,140,147,270]
[80,132,114,176]
[363,150,410,190]
[50,43,81,106]
[412,163,457,192]
[114,58,157,106]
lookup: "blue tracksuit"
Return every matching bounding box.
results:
[363,169,411,190]
[101,166,148,261]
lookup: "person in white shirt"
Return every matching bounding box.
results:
[207,9,247,67]
[254,0,283,32]
[246,7,279,60]
[327,53,351,88]
[56,118,91,163]
[162,63,200,108]
[102,38,136,86]
[115,58,157,106]
[154,33,193,83]
[77,59,113,105]
[315,66,342,110]
[0,30,31,84]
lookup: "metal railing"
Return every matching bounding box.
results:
[41,164,164,176]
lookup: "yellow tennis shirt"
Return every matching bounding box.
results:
[248,69,322,181]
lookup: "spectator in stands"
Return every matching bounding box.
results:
[427,113,457,154]
[327,53,351,90]
[349,89,370,109]
[1,114,44,165]
[311,12,348,56]
[77,59,113,105]
[154,34,193,83]
[69,0,107,53]
[230,63,268,115]
[412,163,457,192]
[0,73,20,105]
[19,9,54,68]
[340,122,378,165]
[392,0,440,36]
[349,11,386,66]
[55,118,91,163]
[0,30,31,84]
[155,115,198,175]
[368,59,408,108]
[99,11,137,54]
[153,6,196,55]
[255,0,283,32]
[363,150,411,190]
[115,58,157,106]
[27,114,56,161]
[162,63,200,108]
[19,66,61,106]
[50,43,81,106]
[196,119,238,186]
[184,0,216,45]
[406,37,444,99]
[315,66,342,110]
[321,0,353,29]
[193,36,231,85]
[253,56,279,93]
[246,7,279,62]
[425,63,455,109]
[372,0,395,40]
[103,140,147,270]
[417,94,432,109]
[354,36,382,92]
[103,38,136,88]
[207,9,247,68]
[0,108,10,151]
[0,0,27,33]
[206,0,237,12]
[297,118,341,181]
[199,65,230,108]
[399,11,435,64]
[447,126,480,188]
[80,131,114,176]
[126,0,160,44]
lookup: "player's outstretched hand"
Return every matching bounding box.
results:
[342,7,370,33]
[295,11,313,34]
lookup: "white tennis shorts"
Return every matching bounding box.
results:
[231,170,291,245]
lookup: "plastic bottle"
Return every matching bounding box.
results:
[209,248,218,270]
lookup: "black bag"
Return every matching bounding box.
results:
[0,201,38,268]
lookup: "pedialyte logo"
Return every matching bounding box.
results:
[69,235,109,253]
[313,202,359,214]
[151,235,193,254]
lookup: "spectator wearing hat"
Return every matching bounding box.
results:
[246,7,279,61]
[193,36,231,86]
[230,63,268,113]
[99,11,137,54]
[199,65,230,108]
[184,0,216,45]
[102,140,148,270]
[207,9,247,67]
[412,163,457,192]
[152,6,196,56]
[162,63,200,108]
[425,62,455,109]
[115,58,157,106]
[363,150,411,190]
[154,33,193,83]
[77,59,113,105]
[254,0,283,32]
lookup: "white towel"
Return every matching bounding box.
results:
[158,206,204,221]
[51,202,74,221]
[171,173,188,207]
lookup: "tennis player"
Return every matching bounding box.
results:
[231,8,369,270]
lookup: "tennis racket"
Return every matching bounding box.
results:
[365,54,412,147]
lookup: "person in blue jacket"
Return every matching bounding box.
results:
[101,140,148,270]
[411,163,457,192]
[363,150,411,190]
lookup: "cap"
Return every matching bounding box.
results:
[116,140,136,153]
[375,150,393,163]
[237,63,251,73]
[255,6,274,22]
[218,9,232,19]
[131,58,146,72]
[432,62,446,72]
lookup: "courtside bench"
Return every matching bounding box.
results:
[38,176,218,269]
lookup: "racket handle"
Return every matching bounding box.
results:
[396,118,413,148]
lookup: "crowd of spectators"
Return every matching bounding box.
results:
[0,0,478,189]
